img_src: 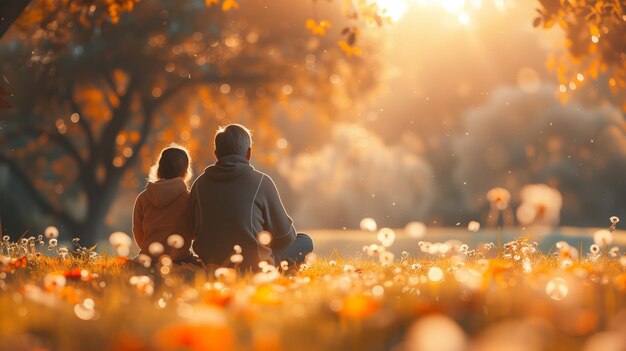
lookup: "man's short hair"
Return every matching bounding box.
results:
[214,124,252,158]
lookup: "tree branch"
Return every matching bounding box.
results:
[68,84,96,155]
[13,127,85,168]
[104,73,121,100]
[153,72,264,106]
[120,95,157,173]
[99,76,137,171]
[102,75,121,112]
[6,122,102,208]
[0,153,79,231]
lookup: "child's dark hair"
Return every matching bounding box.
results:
[149,144,192,184]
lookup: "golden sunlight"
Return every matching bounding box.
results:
[386,0,490,25]
[440,0,466,13]
[375,0,409,21]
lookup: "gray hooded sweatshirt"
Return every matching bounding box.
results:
[189,155,296,269]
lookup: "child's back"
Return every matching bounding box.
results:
[133,178,193,261]
[133,145,194,262]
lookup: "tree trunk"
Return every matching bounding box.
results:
[77,170,127,245]
[0,0,31,38]
[76,207,109,246]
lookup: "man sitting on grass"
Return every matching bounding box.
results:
[190,124,313,270]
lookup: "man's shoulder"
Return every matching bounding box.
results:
[257,172,282,194]
[191,168,265,187]
[254,169,271,180]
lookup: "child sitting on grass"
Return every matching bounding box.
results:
[133,144,195,263]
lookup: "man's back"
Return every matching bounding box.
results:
[190,154,296,269]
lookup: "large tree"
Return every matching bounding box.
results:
[0,0,379,243]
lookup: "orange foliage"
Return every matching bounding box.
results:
[221,0,239,12]
[535,0,626,110]
[306,19,332,36]
[203,0,239,12]
[338,40,362,57]
[16,0,140,33]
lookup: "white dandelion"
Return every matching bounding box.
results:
[148,242,165,256]
[166,234,185,249]
[593,229,613,248]
[44,226,59,239]
[360,217,378,232]
[467,221,481,233]
[109,231,132,248]
[257,231,272,246]
[377,227,396,248]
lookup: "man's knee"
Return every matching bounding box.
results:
[297,233,314,253]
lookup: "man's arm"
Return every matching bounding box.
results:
[188,180,201,238]
[260,175,296,250]
[185,192,197,241]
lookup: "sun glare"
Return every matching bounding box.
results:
[441,0,465,13]
[414,0,472,13]
[376,0,409,22]
[383,0,489,24]
[457,12,470,25]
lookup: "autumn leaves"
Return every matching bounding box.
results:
[205,0,240,12]
[306,19,363,57]
[204,0,388,57]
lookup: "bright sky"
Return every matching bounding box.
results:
[375,0,517,25]
[376,0,516,24]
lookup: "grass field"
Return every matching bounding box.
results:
[1,226,625,351]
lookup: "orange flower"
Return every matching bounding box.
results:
[340,293,379,319]
[10,256,28,269]
[203,288,231,307]
[154,323,235,351]
[59,286,81,305]
[99,256,129,269]
[109,332,147,351]
[251,284,281,306]
[64,267,93,282]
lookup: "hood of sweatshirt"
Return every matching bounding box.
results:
[145,177,188,208]
[204,154,253,181]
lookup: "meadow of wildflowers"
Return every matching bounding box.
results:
[0,214,624,351]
